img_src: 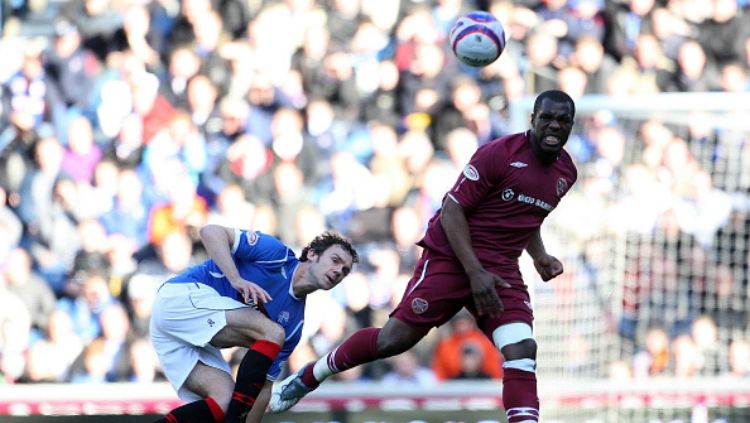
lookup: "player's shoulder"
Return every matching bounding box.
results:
[485,131,527,148]
[239,230,291,255]
[477,131,527,157]
[557,149,578,173]
[556,149,579,184]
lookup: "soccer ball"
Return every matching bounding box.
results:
[449,11,506,67]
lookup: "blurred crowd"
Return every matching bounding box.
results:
[0,0,749,388]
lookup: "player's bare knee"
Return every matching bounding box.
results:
[184,365,234,411]
[377,331,419,357]
[377,318,422,356]
[208,385,233,412]
[501,338,537,361]
[261,321,285,345]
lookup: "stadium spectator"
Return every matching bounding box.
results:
[697,0,747,67]
[726,338,750,380]
[60,115,102,185]
[26,176,83,295]
[62,0,123,63]
[633,325,670,378]
[24,336,69,382]
[71,219,112,282]
[57,271,116,343]
[455,342,494,380]
[524,30,562,95]
[671,334,701,378]
[433,76,483,149]
[690,315,721,375]
[143,110,207,187]
[99,167,149,248]
[162,46,202,110]
[3,247,56,337]
[389,205,425,272]
[602,0,657,62]
[95,303,132,381]
[147,173,207,249]
[42,309,85,378]
[0,186,22,259]
[206,183,254,229]
[186,74,221,131]
[607,359,633,381]
[16,135,63,229]
[104,114,145,168]
[121,273,157,339]
[666,39,719,93]
[111,3,161,68]
[381,349,438,386]
[0,273,32,383]
[565,0,606,46]
[127,336,161,383]
[431,311,503,381]
[570,35,617,94]
[68,337,109,383]
[44,18,99,139]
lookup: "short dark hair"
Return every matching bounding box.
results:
[299,232,359,264]
[533,90,576,118]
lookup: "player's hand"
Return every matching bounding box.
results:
[468,268,511,317]
[230,278,273,305]
[533,254,563,282]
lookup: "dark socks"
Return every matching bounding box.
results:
[299,327,382,389]
[154,396,224,423]
[224,339,282,423]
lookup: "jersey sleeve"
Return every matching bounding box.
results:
[232,230,289,263]
[446,142,507,211]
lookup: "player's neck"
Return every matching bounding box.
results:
[291,262,314,298]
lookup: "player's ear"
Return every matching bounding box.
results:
[306,249,318,261]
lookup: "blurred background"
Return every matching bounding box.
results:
[0,0,749,421]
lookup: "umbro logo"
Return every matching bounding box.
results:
[207,318,215,327]
[510,161,528,168]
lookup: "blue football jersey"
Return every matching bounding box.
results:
[168,229,305,380]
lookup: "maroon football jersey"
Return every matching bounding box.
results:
[419,131,577,274]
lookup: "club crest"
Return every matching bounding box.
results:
[411,298,429,314]
[463,165,480,181]
[556,178,569,196]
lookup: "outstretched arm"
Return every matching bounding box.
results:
[440,196,510,317]
[525,227,563,282]
[199,224,272,304]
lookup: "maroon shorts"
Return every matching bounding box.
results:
[390,248,534,339]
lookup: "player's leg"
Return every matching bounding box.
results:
[151,282,283,422]
[270,317,423,413]
[151,282,237,422]
[473,271,540,423]
[213,307,285,423]
[271,249,469,413]
[493,321,539,423]
[153,362,233,423]
[307,316,423,386]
